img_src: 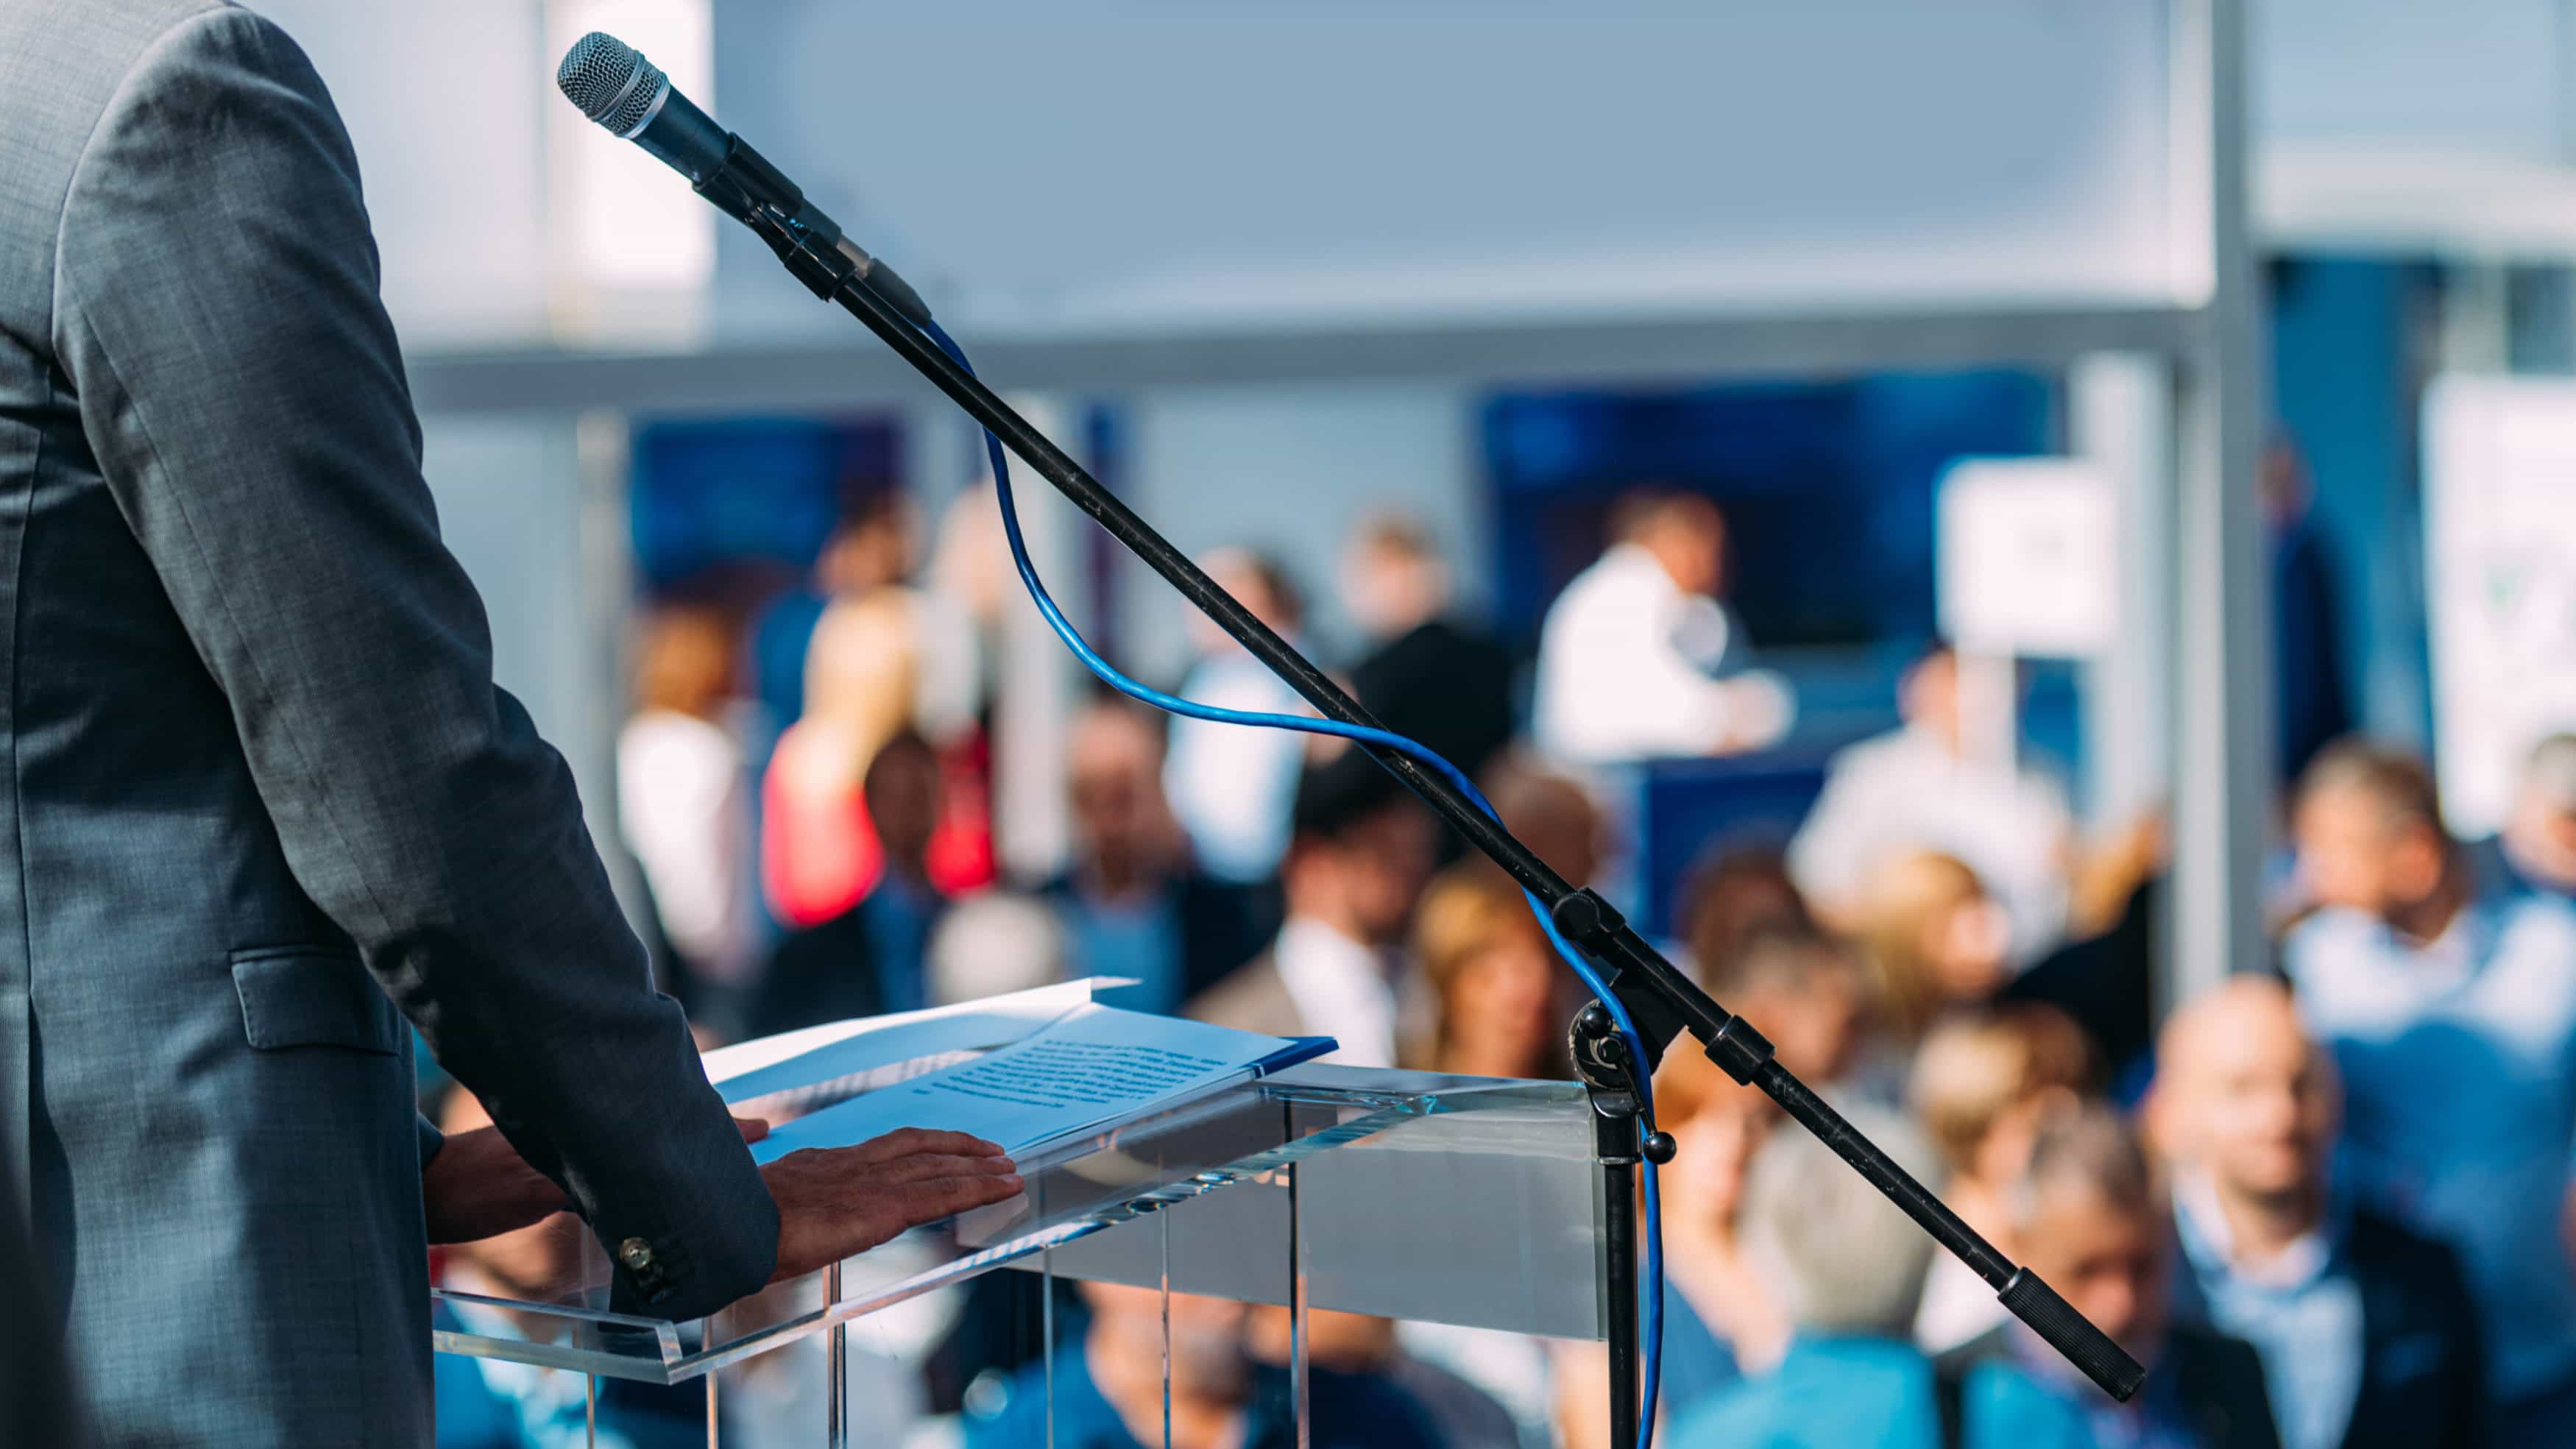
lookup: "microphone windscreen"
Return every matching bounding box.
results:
[556,32,664,136]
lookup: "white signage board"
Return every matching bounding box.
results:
[1937,457,2120,660]
[2423,375,2576,837]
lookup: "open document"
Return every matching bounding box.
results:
[746,1002,1332,1163]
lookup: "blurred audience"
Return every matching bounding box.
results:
[1532,491,1792,765]
[1670,1105,2087,1449]
[748,499,907,730]
[1940,1104,2279,1449]
[2465,731,2576,902]
[1343,511,1521,792]
[1908,1005,2095,1353]
[762,587,919,928]
[1248,1309,1516,1449]
[1041,698,1274,1015]
[960,1280,1448,1449]
[1854,851,2014,1051]
[1164,548,1317,885]
[2149,977,2485,1449]
[1187,751,1437,1066]
[616,605,758,1002]
[1791,645,2073,963]
[749,731,947,1037]
[2284,740,2576,1437]
[1707,921,1869,1095]
[1408,866,1570,1079]
[926,892,1070,1007]
[431,1090,706,1449]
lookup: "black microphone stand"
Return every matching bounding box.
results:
[721,188,2148,1421]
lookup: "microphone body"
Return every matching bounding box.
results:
[556,32,930,325]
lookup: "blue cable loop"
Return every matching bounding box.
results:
[918,315,1666,1449]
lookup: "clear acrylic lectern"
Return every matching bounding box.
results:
[431,1010,1610,1447]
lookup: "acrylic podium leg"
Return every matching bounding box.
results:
[824,1260,847,1449]
[1286,1110,1309,1449]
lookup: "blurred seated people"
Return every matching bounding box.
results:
[430,1089,708,1449]
[1669,1105,2089,1449]
[961,1280,1448,1449]
[2465,732,2576,901]
[1187,750,1438,1066]
[1855,851,2015,1057]
[1406,865,1571,1079]
[1532,490,1793,765]
[2000,817,2171,1096]
[2284,741,2576,1436]
[616,605,758,1013]
[1702,921,1868,1094]
[1908,1005,2095,1353]
[1342,511,1520,789]
[749,731,946,1037]
[1940,1104,2279,1449]
[1487,759,1608,889]
[1791,645,2074,963]
[2148,978,2485,1449]
[748,498,906,730]
[1559,1051,1787,1449]
[1678,844,1816,985]
[1041,698,1274,1016]
[1164,548,1314,884]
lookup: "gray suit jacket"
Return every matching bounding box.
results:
[0,4,777,1444]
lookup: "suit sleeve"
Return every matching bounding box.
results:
[53,9,776,1318]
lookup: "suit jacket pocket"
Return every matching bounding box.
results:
[231,946,403,1055]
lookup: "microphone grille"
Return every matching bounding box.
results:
[556,32,665,135]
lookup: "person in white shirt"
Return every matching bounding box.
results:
[1186,750,1437,1067]
[1789,645,2073,963]
[1164,548,1316,884]
[615,606,757,993]
[1533,492,1793,765]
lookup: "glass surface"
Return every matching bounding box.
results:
[433,1056,1604,1385]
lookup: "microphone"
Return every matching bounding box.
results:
[555,32,932,326]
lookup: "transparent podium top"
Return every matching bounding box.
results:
[433,1003,1609,1386]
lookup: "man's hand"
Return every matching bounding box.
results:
[764,1128,1023,1283]
[423,1126,570,1245]
[425,1117,771,1246]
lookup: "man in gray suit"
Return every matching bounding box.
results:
[0,3,1023,1445]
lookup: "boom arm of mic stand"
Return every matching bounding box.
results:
[810,263,2145,1405]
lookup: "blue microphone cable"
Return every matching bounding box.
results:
[914,316,1667,1449]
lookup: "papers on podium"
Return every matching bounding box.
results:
[717,984,1333,1163]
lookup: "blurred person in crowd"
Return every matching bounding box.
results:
[1246,1309,1517,1449]
[927,892,1070,1007]
[1856,851,2016,1049]
[750,731,947,1037]
[1791,645,2075,963]
[430,1089,733,1449]
[1041,698,1274,1016]
[1560,1051,1788,1449]
[1189,751,1439,1066]
[748,497,909,729]
[763,587,918,927]
[1165,548,1315,883]
[1708,921,1869,1094]
[1487,759,1608,889]
[2148,978,2485,1449]
[2466,731,2576,901]
[1679,844,1816,985]
[2285,740,2576,1436]
[1909,1005,2096,1353]
[1533,491,1793,765]
[616,605,758,1007]
[2262,439,2353,788]
[1671,1105,2088,1449]
[1941,1105,2279,1449]
[962,1279,1447,1449]
[1408,866,1571,1078]
[1343,511,1521,788]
